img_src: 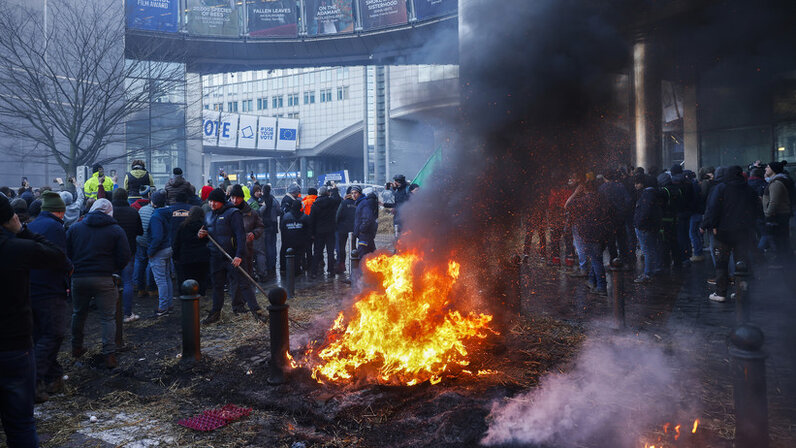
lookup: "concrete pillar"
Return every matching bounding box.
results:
[633,36,662,171]
[682,84,700,172]
[299,157,307,190]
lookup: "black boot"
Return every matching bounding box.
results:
[202,310,221,325]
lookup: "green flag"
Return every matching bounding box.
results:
[412,146,442,187]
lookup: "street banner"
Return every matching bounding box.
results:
[257,116,277,150]
[202,110,221,146]
[237,115,259,149]
[413,0,457,21]
[358,0,407,30]
[247,0,298,37]
[317,170,350,186]
[126,0,180,32]
[305,0,354,36]
[186,0,242,37]
[276,118,299,151]
[217,113,240,148]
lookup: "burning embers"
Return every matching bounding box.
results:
[641,419,699,448]
[304,251,495,386]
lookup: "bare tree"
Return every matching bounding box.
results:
[0,0,188,178]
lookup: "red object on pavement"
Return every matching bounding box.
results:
[178,414,227,431]
[203,404,252,422]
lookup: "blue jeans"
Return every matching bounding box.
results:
[0,349,38,448]
[121,259,134,316]
[636,228,661,277]
[134,244,154,291]
[708,232,734,275]
[689,214,703,256]
[571,228,588,272]
[72,276,118,355]
[580,240,606,290]
[150,247,174,312]
[32,296,68,385]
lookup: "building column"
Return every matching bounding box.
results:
[682,84,700,172]
[299,157,307,189]
[633,36,662,171]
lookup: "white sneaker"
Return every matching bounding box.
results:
[123,314,140,323]
[708,293,726,303]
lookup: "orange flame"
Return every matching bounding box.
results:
[674,424,681,441]
[692,418,699,433]
[307,251,494,385]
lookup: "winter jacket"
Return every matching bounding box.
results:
[173,219,210,265]
[302,194,318,216]
[0,226,72,351]
[310,195,341,235]
[281,193,300,215]
[259,195,282,233]
[235,200,264,256]
[83,172,115,200]
[164,175,195,205]
[634,187,663,231]
[60,191,81,228]
[763,174,794,218]
[280,210,310,250]
[336,197,357,234]
[701,170,763,234]
[385,185,411,225]
[205,203,246,260]
[167,202,192,245]
[354,194,378,243]
[66,211,130,278]
[112,199,143,256]
[147,207,172,255]
[747,176,767,197]
[136,204,155,248]
[124,168,155,199]
[569,191,611,242]
[28,212,73,300]
[597,181,632,223]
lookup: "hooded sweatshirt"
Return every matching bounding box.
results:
[60,191,81,228]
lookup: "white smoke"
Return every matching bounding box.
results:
[482,330,693,447]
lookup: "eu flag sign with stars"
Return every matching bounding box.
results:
[279,128,296,141]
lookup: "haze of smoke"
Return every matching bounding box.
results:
[482,331,689,447]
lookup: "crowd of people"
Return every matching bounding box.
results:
[526,160,794,301]
[0,160,418,447]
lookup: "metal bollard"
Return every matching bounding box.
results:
[112,274,124,349]
[734,260,750,324]
[267,287,290,385]
[609,258,625,330]
[728,324,768,448]
[285,248,295,298]
[180,280,202,362]
[348,232,355,274]
[350,247,361,290]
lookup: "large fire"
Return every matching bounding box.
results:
[306,251,494,386]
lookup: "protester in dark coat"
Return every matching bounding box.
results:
[66,199,130,369]
[148,191,173,316]
[164,168,195,206]
[335,187,357,273]
[598,170,633,266]
[353,186,378,258]
[309,186,342,277]
[173,206,210,296]
[1,192,72,447]
[701,165,763,302]
[199,188,264,324]
[257,185,281,280]
[568,180,611,294]
[27,192,72,403]
[633,174,664,282]
[124,160,155,204]
[280,199,310,274]
[229,185,265,316]
[385,174,411,233]
[111,189,143,321]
